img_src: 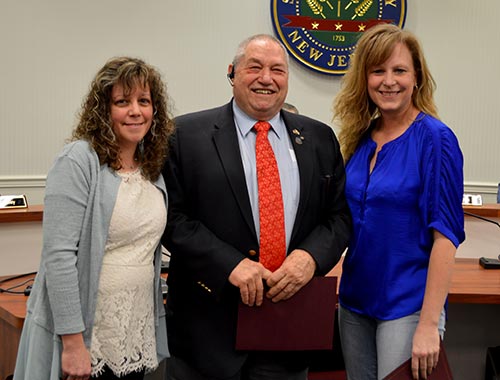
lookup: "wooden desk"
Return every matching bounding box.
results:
[4,203,497,224]
[448,258,500,303]
[463,203,500,218]
[327,257,500,305]
[0,205,43,223]
[0,274,35,380]
[1,259,499,379]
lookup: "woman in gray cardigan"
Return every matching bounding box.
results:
[14,57,175,380]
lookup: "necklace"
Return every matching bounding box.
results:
[120,158,139,171]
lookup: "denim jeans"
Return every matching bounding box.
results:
[338,306,445,380]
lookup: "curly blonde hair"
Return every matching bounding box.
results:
[333,24,438,161]
[71,56,174,181]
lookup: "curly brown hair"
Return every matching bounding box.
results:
[71,56,174,181]
[333,24,438,161]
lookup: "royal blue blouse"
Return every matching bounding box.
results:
[339,113,465,320]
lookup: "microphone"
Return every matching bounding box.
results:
[465,211,500,269]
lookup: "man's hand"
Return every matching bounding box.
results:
[229,258,272,306]
[265,249,316,302]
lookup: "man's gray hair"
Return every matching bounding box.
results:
[232,34,289,68]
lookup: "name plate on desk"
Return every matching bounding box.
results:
[0,195,28,209]
[462,193,482,206]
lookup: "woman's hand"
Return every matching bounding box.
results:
[411,323,440,379]
[411,230,456,379]
[61,333,91,380]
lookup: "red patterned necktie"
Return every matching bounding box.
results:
[254,121,286,271]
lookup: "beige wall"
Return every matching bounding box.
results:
[0,223,42,276]
[0,0,499,203]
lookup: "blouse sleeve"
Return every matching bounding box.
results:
[42,142,93,334]
[420,121,465,248]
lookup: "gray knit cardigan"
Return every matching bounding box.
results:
[25,140,168,357]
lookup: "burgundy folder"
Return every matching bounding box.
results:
[235,276,337,351]
[383,339,453,380]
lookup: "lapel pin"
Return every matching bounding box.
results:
[292,128,304,144]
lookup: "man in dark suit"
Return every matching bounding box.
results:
[162,34,351,380]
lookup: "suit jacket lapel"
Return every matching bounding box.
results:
[282,112,314,245]
[212,103,257,239]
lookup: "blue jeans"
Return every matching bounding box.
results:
[338,306,445,380]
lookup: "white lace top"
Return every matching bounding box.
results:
[90,169,166,377]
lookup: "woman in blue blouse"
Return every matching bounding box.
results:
[333,24,465,380]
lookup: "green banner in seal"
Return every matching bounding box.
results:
[271,0,407,75]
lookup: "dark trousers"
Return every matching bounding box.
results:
[165,354,307,380]
[92,366,145,380]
